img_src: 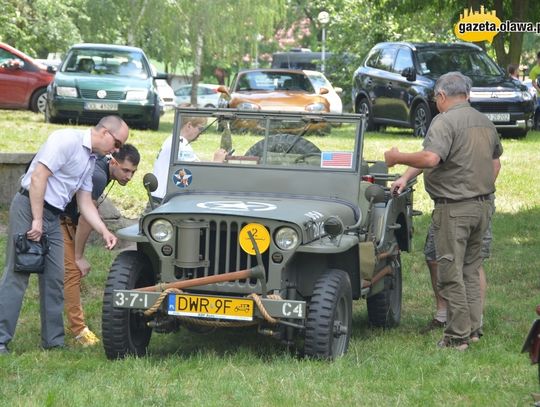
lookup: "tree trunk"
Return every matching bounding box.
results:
[190,29,203,106]
[492,0,528,68]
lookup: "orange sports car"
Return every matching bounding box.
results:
[217,69,331,133]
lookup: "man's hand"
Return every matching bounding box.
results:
[214,148,227,162]
[75,257,91,277]
[390,176,408,196]
[102,230,117,250]
[26,219,43,241]
[384,147,400,167]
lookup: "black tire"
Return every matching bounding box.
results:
[412,102,431,137]
[149,98,161,131]
[367,255,402,328]
[44,102,60,124]
[304,269,352,359]
[356,98,378,132]
[30,88,47,113]
[102,251,155,359]
[245,134,321,157]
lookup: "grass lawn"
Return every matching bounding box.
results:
[0,110,539,406]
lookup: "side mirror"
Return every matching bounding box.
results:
[143,173,159,210]
[334,87,343,94]
[401,67,416,82]
[365,184,386,204]
[154,72,168,80]
[46,65,57,74]
[319,87,329,95]
[143,173,158,193]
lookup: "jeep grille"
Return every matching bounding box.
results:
[174,219,271,286]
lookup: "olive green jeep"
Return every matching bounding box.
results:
[101,107,417,360]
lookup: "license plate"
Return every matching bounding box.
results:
[84,102,118,111]
[485,113,510,122]
[167,294,254,321]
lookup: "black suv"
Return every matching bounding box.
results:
[352,42,535,137]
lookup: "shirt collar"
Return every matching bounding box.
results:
[447,101,470,112]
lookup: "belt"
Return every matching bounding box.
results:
[19,188,63,216]
[433,194,491,205]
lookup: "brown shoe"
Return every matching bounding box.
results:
[420,318,446,334]
[437,337,469,351]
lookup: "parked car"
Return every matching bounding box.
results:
[352,42,535,138]
[0,42,55,113]
[174,84,221,108]
[45,43,166,130]
[217,69,331,133]
[155,79,175,111]
[218,69,330,112]
[305,70,343,114]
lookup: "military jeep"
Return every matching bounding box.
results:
[102,107,417,360]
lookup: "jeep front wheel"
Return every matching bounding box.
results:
[304,269,352,359]
[367,255,402,328]
[102,251,155,359]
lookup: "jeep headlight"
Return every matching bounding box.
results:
[237,102,260,110]
[126,90,149,101]
[274,227,299,251]
[150,219,174,242]
[305,102,326,112]
[56,86,78,97]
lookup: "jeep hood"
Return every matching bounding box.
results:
[152,192,359,229]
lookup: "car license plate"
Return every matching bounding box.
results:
[167,293,254,321]
[485,113,510,122]
[84,102,118,111]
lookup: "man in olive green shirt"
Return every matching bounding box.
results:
[384,72,503,350]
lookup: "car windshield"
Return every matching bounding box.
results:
[171,109,359,172]
[417,49,502,77]
[235,71,315,92]
[61,48,149,79]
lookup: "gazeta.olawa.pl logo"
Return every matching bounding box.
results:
[454,5,540,44]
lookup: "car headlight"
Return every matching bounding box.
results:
[274,227,299,251]
[150,219,174,242]
[237,102,260,110]
[126,90,149,101]
[522,91,532,101]
[56,86,78,97]
[305,102,326,112]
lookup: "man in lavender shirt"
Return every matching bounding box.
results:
[0,115,129,354]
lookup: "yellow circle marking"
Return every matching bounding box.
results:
[239,223,270,255]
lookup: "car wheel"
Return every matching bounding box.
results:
[412,102,431,137]
[102,251,155,360]
[304,269,352,360]
[245,133,321,156]
[30,88,48,113]
[44,102,59,123]
[367,255,402,328]
[149,97,161,130]
[357,98,378,132]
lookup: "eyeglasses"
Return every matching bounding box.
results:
[104,127,123,149]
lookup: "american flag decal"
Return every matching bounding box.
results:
[320,151,353,168]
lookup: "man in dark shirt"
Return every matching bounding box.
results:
[61,144,139,346]
[384,72,503,350]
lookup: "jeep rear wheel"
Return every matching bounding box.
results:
[245,133,321,156]
[367,255,402,328]
[304,269,352,359]
[102,251,155,359]
[412,102,431,137]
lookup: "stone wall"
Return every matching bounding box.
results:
[0,153,35,206]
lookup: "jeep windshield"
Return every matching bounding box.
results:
[171,108,361,172]
[417,48,503,78]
